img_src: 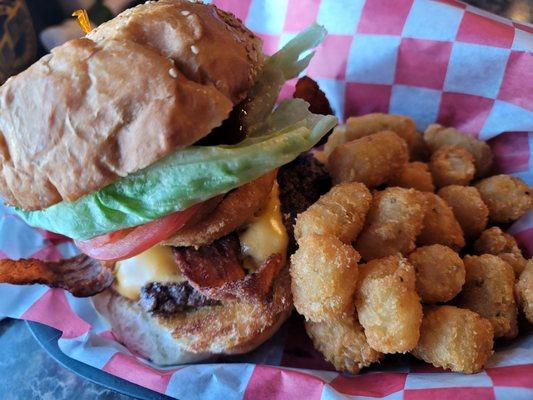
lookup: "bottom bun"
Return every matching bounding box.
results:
[92,266,293,365]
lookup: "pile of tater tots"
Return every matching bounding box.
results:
[291,114,533,374]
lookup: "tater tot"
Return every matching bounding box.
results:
[498,253,528,279]
[355,254,422,353]
[305,316,381,373]
[410,131,430,162]
[389,162,435,192]
[408,245,465,303]
[424,124,493,177]
[516,259,533,324]
[474,227,527,277]
[429,145,476,187]
[417,193,465,251]
[412,305,494,374]
[355,188,427,260]
[456,255,518,339]
[438,185,489,241]
[290,233,360,322]
[294,182,371,244]
[475,174,532,223]
[328,131,409,187]
[319,113,416,162]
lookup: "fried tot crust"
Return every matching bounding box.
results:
[438,185,489,241]
[408,245,465,303]
[290,233,360,322]
[429,145,476,187]
[456,255,518,339]
[516,259,533,324]
[389,162,435,192]
[412,305,494,374]
[474,227,527,277]
[294,182,372,244]
[475,174,532,223]
[305,316,381,373]
[328,131,409,188]
[318,113,416,163]
[355,187,427,261]
[417,193,465,251]
[424,124,493,178]
[355,254,423,353]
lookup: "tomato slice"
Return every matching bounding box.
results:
[75,203,203,262]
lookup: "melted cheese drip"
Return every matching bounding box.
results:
[239,181,288,270]
[114,245,184,300]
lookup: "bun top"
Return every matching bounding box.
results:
[0,0,263,210]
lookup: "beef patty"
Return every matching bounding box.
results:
[140,281,219,315]
[278,153,331,253]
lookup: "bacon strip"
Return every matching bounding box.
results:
[293,76,333,116]
[174,234,246,288]
[174,234,283,302]
[204,253,283,302]
[293,76,334,146]
[0,254,113,297]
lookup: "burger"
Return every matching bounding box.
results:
[0,1,336,364]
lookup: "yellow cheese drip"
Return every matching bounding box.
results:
[239,181,288,270]
[114,245,184,300]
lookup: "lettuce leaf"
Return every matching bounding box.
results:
[14,24,335,240]
[245,23,326,129]
[16,100,336,239]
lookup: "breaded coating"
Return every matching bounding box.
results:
[412,305,494,374]
[408,245,465,303]
[475,174,532,223]
[429,145,476,187]
[294,182,371,244]
[424,124,493,177]
[355,254,423,353]
[474,227,527,277]
[305,316,381,373]
[498,253,528,279]
[328,131,409,188]
[438,185,489,241]
[319,113,416,162]
[410,131,430,162]
[355,188,427,261]
[290,233,360,322]
[417,193,465,251]
[389,162,435,192]
[516,259,533,323]
[456,255,518,339]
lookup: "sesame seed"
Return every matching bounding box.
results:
[191,45,199,54]
[168,68,178,78]
[181,10,190,16]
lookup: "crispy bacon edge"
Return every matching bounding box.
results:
[175,238,284,303]
[199,253,283,302]
[0,254,114,297]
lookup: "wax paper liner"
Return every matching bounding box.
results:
[1,0,533,398]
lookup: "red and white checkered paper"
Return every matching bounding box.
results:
[1,0,533,398]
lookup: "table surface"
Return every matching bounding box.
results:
[0,2,531,400]
[0,318,132,400]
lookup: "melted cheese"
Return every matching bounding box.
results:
[114,245,184,300]
[239,181,288,270]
